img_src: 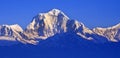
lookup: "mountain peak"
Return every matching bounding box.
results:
[0,9,120,46]
[49,9,61,13]
[26,9,71,39]
[38,9,63,16]
[110,23,120,29]
[47,9,69,19]
[93,23,120,42]
[9,24,23,32]
[1,24,23,32]
[27,9,70,31]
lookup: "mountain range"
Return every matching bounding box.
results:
[0,9,120,46]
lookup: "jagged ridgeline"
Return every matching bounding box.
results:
[0,9,120,46]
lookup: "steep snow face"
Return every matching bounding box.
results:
[0,24,22,45]
[25,9,93,40]
[0,24,38,45]
[93,23,120,42]
[0,25,13,36]
[0,24,24,41]
[26,9,70,39]
[0,24,23,36]
[0,9,120,46]
[66,20,93,40]
[10,24,23,32]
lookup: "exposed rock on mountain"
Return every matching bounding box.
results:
[0,9,119,46]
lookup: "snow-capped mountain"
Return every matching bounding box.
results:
[25,9,93,40]
[0,24,38,45]
[93,23,120,42]
[0,9,120,46]
[0,24,23,41]
[25,9,69,39]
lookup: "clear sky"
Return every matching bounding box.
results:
[0,0,120,29]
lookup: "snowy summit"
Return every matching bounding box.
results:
[0,9,120,46]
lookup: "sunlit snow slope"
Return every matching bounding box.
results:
[0,9,120,46]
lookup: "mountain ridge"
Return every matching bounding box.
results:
[0,9,120,46]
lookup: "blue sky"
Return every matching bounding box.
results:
[0,0,120,29]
